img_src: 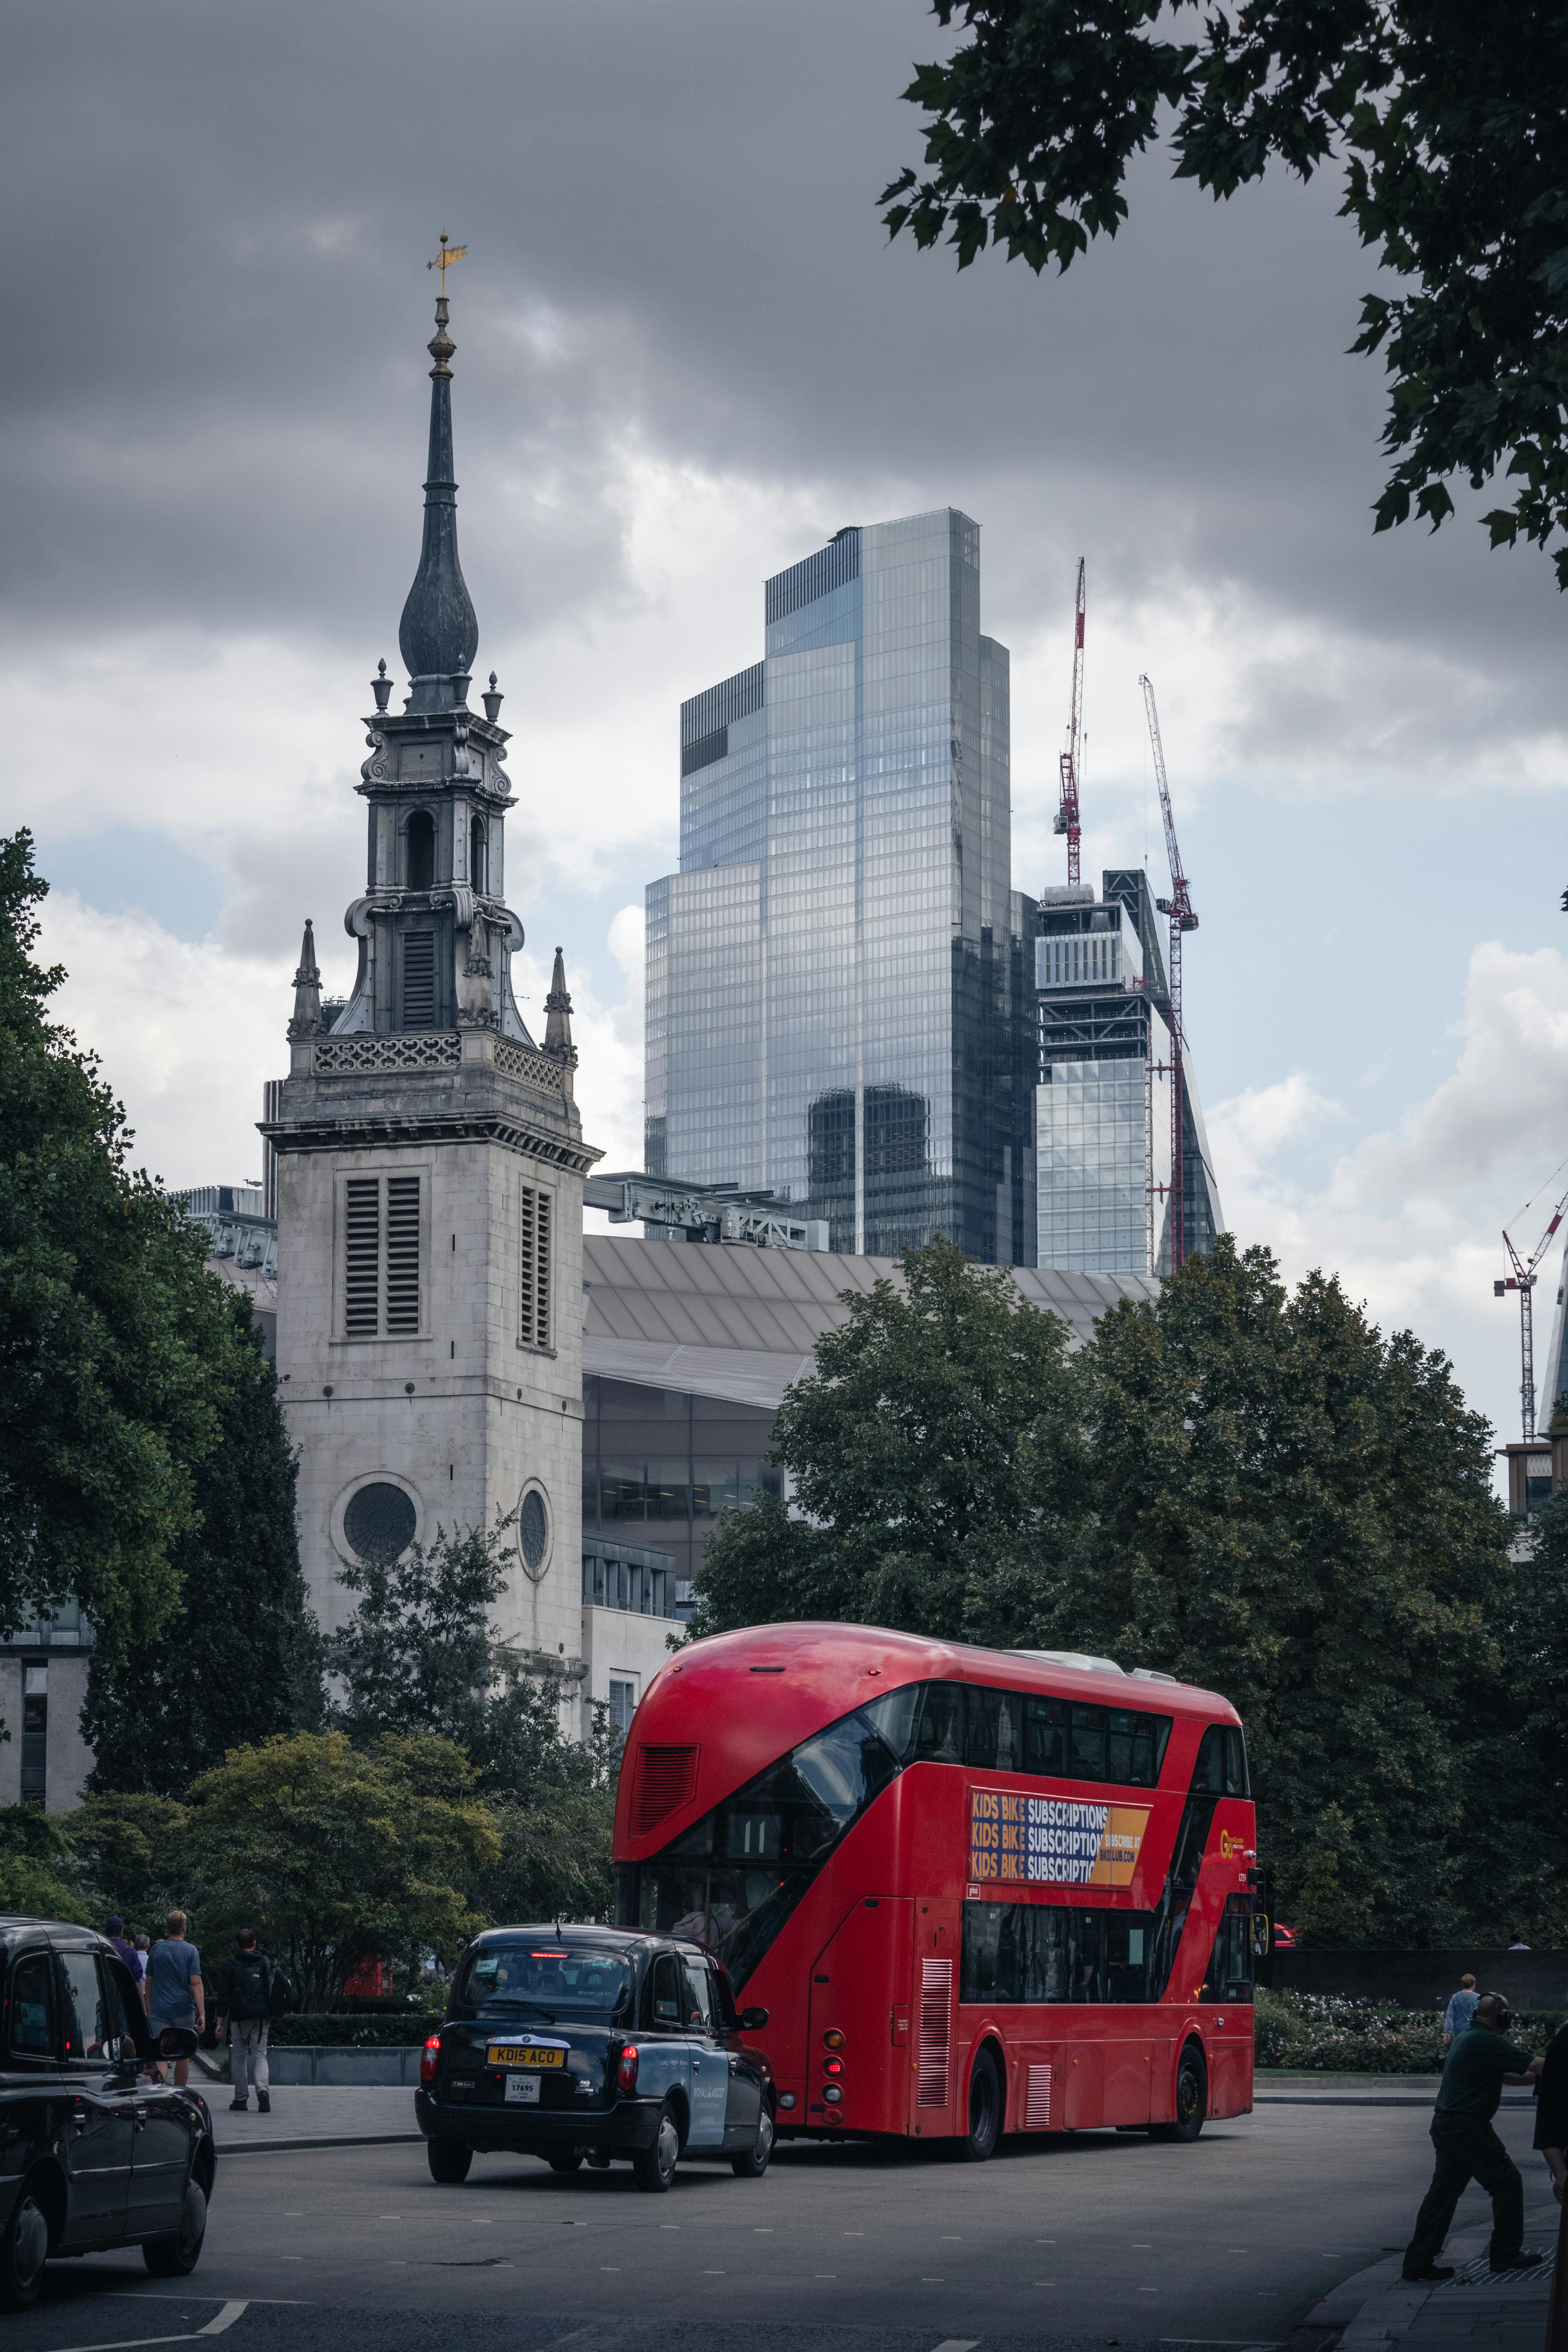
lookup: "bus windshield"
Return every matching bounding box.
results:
[452,1940,635,2024]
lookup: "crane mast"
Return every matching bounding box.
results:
[1140,676,1198,1272]
[1497,1188,1568,1440]
[1053,559,1085,885]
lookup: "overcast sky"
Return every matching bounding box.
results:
[5,0,1568,1472]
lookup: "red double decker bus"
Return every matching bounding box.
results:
[612,1621,1259,2154]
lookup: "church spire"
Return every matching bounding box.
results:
[398,243,479,715]
[288,918,322,1038]
[544,946,577,1091]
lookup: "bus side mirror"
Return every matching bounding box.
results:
[739,2007,769,2031]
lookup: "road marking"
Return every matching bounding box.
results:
[921,2278,945,2284]
[45,2300,252,2352]
[931,2339,978,2350]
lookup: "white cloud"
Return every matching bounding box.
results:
[1212,942,1568,1461]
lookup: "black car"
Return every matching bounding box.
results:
[416,1924,775,2192]
[0,1916,215,2308]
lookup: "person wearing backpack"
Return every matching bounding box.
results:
[214,1929,287,2113]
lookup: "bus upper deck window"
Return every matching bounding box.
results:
[964,1686,1023,1771]
[914,1684,963,1763]
[861,1683,922,1760]
[1193,1723,1250,1797]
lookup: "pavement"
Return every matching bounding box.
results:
[3,2090,1554,2352]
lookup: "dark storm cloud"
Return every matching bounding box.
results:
[2,0,1563,716]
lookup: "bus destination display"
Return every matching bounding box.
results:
[969,1788,1149,1888]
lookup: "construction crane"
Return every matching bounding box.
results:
[1495,1175,1568,1439]
[1053,559,1086,885]
[1140,676,1199,1271]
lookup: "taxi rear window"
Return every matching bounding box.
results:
[453,1940,634,2023]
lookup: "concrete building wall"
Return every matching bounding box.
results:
[278,1119,586,1675]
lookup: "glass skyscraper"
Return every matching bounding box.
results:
[646,511,1035,1263]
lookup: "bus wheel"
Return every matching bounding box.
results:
[1152,2043,1207,2144]
[960,2047,1003,2163]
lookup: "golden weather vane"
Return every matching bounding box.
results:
[427,232,468,291]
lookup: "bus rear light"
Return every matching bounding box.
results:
[615,2044,640,2094]
[822,2057,843,2076]
[822,2086,843,2105]
[779,2093,797,2110]
[822,2029,844,2049]
[419,2034,441,2087]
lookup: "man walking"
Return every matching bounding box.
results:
[142,1911,204,2088]
[1403,1992,1545,2281]
[214,1929,276,2114]
[1443,1974,1479,2045]
[105,1916,142,1987]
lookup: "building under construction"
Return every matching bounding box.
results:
[1034,871,1223,1277]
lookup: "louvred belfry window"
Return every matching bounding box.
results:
[402,931,436,1028]
[519,1183,553,1349]
[342,1173,422,1338]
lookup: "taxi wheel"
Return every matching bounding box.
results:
[548,2152,584,2174]
[428,2138,474,2183]
[632,2100,681,2194]
[1151,2043,1207,2144]
[730,2100,775,2180]
[0,2187,50,2311]
[144,2180,207,2277]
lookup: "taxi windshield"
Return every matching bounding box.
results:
[454,1940,635,2023]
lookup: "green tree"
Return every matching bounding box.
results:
[690,1238,1089,1644]
[64,1790,193,1939]
[326,1517,620,1923]
[182,1730,498,2007]
[0,829,243,1649]
[82,1298,325,1795]
[881,1,1568,583]
[1013,1238,1531,1944]
[0,1806,84,1923]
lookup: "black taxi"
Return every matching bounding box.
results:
[0,1915,215,2307]
[416,1924,775,2192]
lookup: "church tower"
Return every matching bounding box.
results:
[264,276,599,1702]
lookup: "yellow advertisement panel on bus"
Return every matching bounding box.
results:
[968,1787,1150,1889]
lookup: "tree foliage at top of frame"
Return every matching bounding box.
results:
[881,1,1568,583]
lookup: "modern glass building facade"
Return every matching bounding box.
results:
[1034,873,1222,1276]
[580,1374,782,1617]
[646,511,1035,1263]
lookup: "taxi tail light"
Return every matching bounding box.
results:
[419,2034,441,2087]
[615,2043,640,2094]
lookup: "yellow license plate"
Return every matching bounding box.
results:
[487,2043,565,2069]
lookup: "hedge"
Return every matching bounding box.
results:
[264,2011,446,2048]
[1256,1987,1564,2073]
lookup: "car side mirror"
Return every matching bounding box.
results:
[738,2006,769,2031]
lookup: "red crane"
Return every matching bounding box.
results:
[1495,1176,1568,1439]
[1053,559,1085,886]
[1140,676,1199,1271]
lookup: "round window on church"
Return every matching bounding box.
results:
[519,1486,550,1580]
[344,1481,417,1563]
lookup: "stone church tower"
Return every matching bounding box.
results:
[264,285,599,1700]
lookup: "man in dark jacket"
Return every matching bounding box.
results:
[1403,1993,1545,2281]
[213,1929,276,2114]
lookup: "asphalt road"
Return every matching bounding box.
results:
[5,2103,1557,2352]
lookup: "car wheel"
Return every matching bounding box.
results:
[632,2100,680,2194]
[960,2047,1003,2163]
[427,2139,474,2184]
[548,2152,584,2174]
[144,2180,208,2278]
[0,2187,51,2311]
[730,2100,775,2180]
[1151,2043,1207,2144]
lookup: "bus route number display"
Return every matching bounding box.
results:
[968,1788,1150,1889]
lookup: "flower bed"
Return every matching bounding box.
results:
[1256,1987,1563,2072]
